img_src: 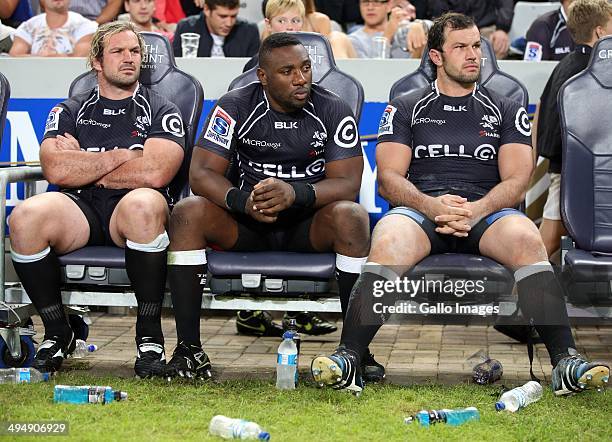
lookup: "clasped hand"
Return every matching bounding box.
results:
[246,178,296,223]
[430,194,482,237]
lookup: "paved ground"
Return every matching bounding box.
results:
[33,313,612,386]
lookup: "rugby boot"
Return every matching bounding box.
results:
[311,345,364,395]
[32,330,75,373]
[236,310,284,337]
[361,350,385,383]
[134,336,166,378]
[552,352,609,396]
[283,312,337,336]
[165,341,212,380]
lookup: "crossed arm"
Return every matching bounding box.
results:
[41,133,183,189]
[10,34,94,57]
[376,141,533,236]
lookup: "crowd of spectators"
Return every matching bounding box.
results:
[0,0,593,62]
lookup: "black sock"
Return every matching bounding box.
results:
[125,247,166,341]
[12,249,71,340]
[168,263,206,346]
[516,269,576,366]
[340,271,396,359]
[336,269,360,320]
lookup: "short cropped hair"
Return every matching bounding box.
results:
[266,0,305,20]
[88,21,144,70]
[205,0,239,10]
[567,0,612,44]
[427,12,477,53]
[259,32,303,69]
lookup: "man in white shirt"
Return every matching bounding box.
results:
[9,0,97,56]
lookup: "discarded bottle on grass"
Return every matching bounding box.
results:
[209,415,270,440]
[285,318,301,354]
[68,339,97,359]
[404,407,480,427]
[467,349,503,384]
[0,367,50,384]
[495,381,543,412]
[276,331,297,390]
[54,385,127,405]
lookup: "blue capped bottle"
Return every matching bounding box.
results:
[53,385,127,404]
[405,407,480,427]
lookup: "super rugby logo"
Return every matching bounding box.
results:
[162,112,185,138]
[204,105,236,149]
[378,105,397,136]
[334,116,358,148]
[44,106,62,133]
[514,107,531,137]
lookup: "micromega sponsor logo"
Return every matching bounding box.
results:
[413,117,446,126]
[78,118,111,129]
[243,138,281,149]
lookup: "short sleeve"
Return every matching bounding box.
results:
[323,98,362,163]
[14,19,34,46]
[500,100,532,147]
[148,99,186,150]
[73,15,97,41]
[524,21,551,61]
[195,95,240,160]
[42,103,76,141]
[377,98,413,148]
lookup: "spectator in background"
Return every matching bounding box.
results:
[172,0,259,57]
[410,0,514,59]
[314,0,362,31]
[350,0,427,59]
[524,0,575,61]
[0,0,34,28]
[181,0,203,17]
[535,0,612,258]
[69,0,123,24]
[0,20,15,53]
[153,0,185,32]
[122,0,174,40]
[9,0,96,57]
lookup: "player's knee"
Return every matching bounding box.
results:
[506,228,547,263]
[169,196,212,232]
[9,199,45,238]
[331,201,369,232]
[120,190,167,227]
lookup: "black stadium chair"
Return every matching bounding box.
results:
[388,37,529,304]
[560,35,612,309]
[0,71,9,142]
[207,32,365,298]
[59,33,204,288]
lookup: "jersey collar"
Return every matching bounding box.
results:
[432,79,479,96]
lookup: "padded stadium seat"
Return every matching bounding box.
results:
[58,33,204,286]
[560,36,612,306]
[208,32,365,296]
[228,32,365,120]
[0,72,9,141]
[388,37,529,298]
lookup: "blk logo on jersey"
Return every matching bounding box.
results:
[204,105,236,149]
[334,116,358,148]
[443,105,467,112]
[103,108,126,115]
[162,112,185,138]
[378,104,397,136]
[44,106,63,133]
[274,121,298,129]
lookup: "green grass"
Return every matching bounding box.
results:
[1,374,610,441]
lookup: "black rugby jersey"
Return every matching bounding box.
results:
[196,82,362,193]
[42,83,186,195]
[377,81,532,201]
[524,8,574,62]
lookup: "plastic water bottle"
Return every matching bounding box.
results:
[495,381,543,412]
[467,349,503,385]
[404,407,480,427]
[209,415,270,440]
[276,331,297,390]
[0,367,51,384]
[68,339,97,359]
[285,318,301,354]
[53,385,128,405]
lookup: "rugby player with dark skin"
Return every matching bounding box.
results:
[164,35,376,379]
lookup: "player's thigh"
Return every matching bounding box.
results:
[168,195,239,250]
[368,213,431,272]
[479,215,548,267]
[9,192,90,254]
